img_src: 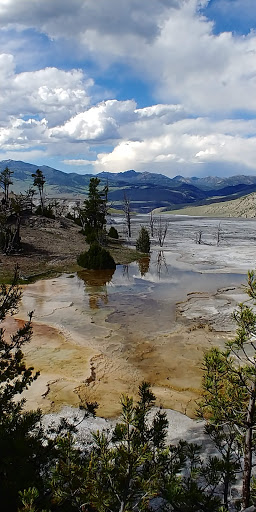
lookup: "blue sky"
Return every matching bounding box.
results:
[0,0,256,178]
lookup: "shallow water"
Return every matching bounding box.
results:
[78,250,244,337]
[20,248,245,344]
[17,214,256,416]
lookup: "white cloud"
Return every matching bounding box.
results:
[0,0,177,41]
[0,54,93,125]
[1,1,256,177]
[2,1,256,114]
[0,148,47,163]
[2,87,256,177]
[0,117,49,150]
[91,111,256,175]
[51,99,136,141]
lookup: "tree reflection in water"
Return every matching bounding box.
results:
[77,268,115,309]
[138,256,150,277]
[122,264,130,279]
[156,251,168,278]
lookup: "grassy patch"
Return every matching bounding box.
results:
[107,240,141,264]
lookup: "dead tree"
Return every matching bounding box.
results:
[25,187,36,214]
[156,250,168,278]
[123,193,131,238]
[0,166,13,204]
[157,216,168,247]
[195,229,203,244]
[216,222,222,246]
[149,211,154,237]
[0,195,25,254]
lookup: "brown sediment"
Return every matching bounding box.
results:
[67,322,230,419]
[6,318,99,413]
[4,278,240,419]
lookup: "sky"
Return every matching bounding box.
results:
[0,0,256,178]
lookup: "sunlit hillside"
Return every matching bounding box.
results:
[167,192,256,218]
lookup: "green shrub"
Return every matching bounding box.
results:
[84,229,97,244]
[136,226,150,253]
[108,226,119,239]
[35,205,55,218]
[77,242,116,270]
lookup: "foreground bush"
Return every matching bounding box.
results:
[77,242,116,270]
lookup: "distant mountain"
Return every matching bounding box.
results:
[97,170,174,187]
[1,159,256,213]
[0,160,92,195]
[173,174,256,191]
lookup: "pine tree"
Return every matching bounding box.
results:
[199,270,256,509]
[0,267,43,511]
[80,177,108,242]
[136,227,150,253]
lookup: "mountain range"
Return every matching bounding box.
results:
[1,159,256,213]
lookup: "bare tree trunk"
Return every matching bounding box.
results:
[217,222,221,246]
[157,216,168,247]
[150,211,154,237]
[196,229,202,244]
[123,193,131,238]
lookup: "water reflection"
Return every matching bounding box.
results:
[72,248,247,332]
[138,256,150,277]
[77,269,115,309]
[156,251,168,278]
[122,264,130,279]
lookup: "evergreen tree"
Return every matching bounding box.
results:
[0,267,44,511]
[136,227,150,253]
[80,177,108,242]
[199,270,256,509]
[84,382,168,512]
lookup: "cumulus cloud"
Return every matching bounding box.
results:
[51,99,136,142]
[137,2,256,113]
[0,0,178,41]
[1,0,256,177]
[93,130,256,175]
[1,1,256,115]
[0,54,92,125]
[89,109,256,175]
[2,81,256,176]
